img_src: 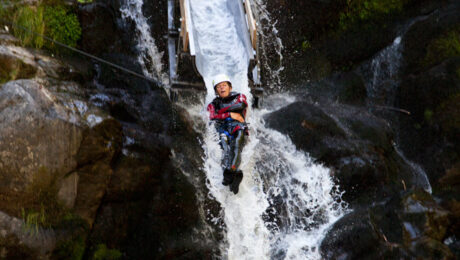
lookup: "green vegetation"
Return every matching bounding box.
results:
[3,0,82,52]
[12,5,45,48]
[338,0,407,30]
[77,0,93,3]
[44,5,81,49]
[424,29,460,67]
[301,40,312,51]
[92,244,122,260]
[424,109,433,123]
[21,206,47,235]
[53,213,89,260]
[54,235,86,260]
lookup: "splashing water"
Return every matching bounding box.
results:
[187,0,346,259]
[252,0,284,92]
[120,0,169,85]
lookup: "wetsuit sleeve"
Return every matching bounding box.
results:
[207,103,230,120]
[217,94,248,114]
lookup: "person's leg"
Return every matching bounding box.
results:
[219,133,234,186]
[229,130,244,194]
[230,130,245,171]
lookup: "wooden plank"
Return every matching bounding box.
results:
[244,0,257,49]
[179,0,189,52]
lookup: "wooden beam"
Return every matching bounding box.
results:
[179,0,189,52]
[244,0,257,49]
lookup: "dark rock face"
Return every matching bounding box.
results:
[265,100,413,207]
[74,1,215,258]
[402,2,460,75]
[321,190,453,259]
[77,2,125,55]
[398,57,460,184]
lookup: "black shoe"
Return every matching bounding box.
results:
[222,169,233,186]
[230,170,243,194]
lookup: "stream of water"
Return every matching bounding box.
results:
[188,0,346,259]
[121,0,347,258]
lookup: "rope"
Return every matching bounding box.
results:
[0,18,165,87]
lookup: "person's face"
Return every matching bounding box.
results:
[216,82,231,98]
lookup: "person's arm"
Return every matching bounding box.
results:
[217,94,248,114]
[207,103,230,120]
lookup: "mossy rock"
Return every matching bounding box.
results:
[402,190,450,241]
[424,28,460,68]
[0,53,37,83]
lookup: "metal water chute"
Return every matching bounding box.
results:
[167,0,263,107]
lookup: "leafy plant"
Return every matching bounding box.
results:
[92,244,122,260]
[338,0,407,30]
[424,29,460,67]
[21,206,47,235]
[12,5,45,48]
[301,40,312,51]
[44,5,81,50]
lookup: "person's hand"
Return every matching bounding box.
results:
[230,112,245,123]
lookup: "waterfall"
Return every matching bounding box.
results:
[121,0,347,258]
[358,15,433,193]
[187,0,346,259]
[120,0,169,85]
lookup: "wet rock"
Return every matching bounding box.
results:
[322,190,454,259]
[402,2,460,74]
[398,57,460,184]
[265,101,413,206]
[77,2,123,55]
[320,208,410,259]
[73,119,122,226]
[304,71,367,106]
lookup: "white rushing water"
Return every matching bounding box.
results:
[120,0,347,258]
[187,0,346,259]
[120,0,169,85]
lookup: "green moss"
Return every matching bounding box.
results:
[92,244,122,260]
[424,109,433,123]
[338,0,408,30]
[52,213,89,260]
[424,29,460,67]
[301,40,312,51]
[54,235,86,260]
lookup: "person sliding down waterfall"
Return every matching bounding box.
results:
[207,74,248,194]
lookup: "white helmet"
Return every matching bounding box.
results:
[212,74,232,90]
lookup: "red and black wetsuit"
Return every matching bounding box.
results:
[207,92,248,171]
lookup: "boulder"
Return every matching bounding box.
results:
[73,119,123,226]
[321,190,454,259]
[0,211,56,259]
[0,45,37,83]
[265,100,414,206]
[402,2,460,74]
[0,80,84,214]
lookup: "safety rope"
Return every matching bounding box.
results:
[0,18,165,87]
